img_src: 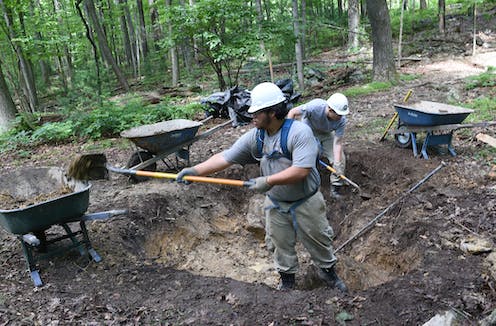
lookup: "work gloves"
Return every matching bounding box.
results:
[176,167,199,184]
[248,176,273,193]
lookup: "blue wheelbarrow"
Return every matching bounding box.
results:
[390,101,479,159]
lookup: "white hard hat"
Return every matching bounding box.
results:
[327,93,349,115]
[248,82,286,114]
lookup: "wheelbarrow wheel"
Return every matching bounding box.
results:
[126,151,156,183]
[395,125,413,148]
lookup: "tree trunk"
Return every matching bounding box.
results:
[255,0,274,81]
[300,0,306,60]
[122,0,138,75]
[0,63,17,132]
[397,0,406,68]
[361,0,367,17]
[117,0,134,66]
[84,0,129,91]
[166,0,179,86]
[292,0,304,91]
[366,0,396,81]
[337,0,343,16]
[136,0,148,58]
[348,0,360,50]
[149,0,162,51]
[53,0,72,88]
[419,0,426,10]
[438,0,445,35]
[188,0,199,64]
[472,3,476,56]
[0,0,38,112]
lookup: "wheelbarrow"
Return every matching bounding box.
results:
[120,118,232,181]
[0,167,126,287]
[389,101,479,159]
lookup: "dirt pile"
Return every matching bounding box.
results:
[0,185,73,210]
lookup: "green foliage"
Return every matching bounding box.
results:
[343,82,393,97]
[465,67,496,90]
[31,121,75,142]
[463,96,496,123]
[399,73,421,82]
[167,0,259,88]
[0,100,205,153]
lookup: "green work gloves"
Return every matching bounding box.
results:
[248,176,273,193]
[176,167,199,184]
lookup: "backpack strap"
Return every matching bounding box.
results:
[280,119,294,159]
[256,119,294,159]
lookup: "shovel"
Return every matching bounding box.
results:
[67,153,253,187]
[318,160,371,200]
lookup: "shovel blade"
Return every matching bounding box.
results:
[67,153,109,180]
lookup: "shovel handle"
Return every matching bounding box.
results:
[107,165,250,187]
[318,160,361,190]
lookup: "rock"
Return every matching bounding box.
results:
[459,236,493,254]
[422,310,457,325]
[245,194,266,241]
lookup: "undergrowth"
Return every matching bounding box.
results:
[0,99,205,153]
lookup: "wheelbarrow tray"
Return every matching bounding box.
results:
[0,167,90,235]
[120,119,203,155]
[394,101,474,126]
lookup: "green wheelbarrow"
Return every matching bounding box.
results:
[0,167,126,287]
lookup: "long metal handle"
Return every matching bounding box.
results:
[318,160,361,190]
[335,162,446,253]
[107,165,251,187]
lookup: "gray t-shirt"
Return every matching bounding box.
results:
[222,120,320,202]
[301,99,347,137]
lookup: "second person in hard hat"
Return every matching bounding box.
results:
[288,93,349,199]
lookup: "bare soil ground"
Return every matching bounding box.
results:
[1,20,496,326]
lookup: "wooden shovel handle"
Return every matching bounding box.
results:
[133,170,249,187]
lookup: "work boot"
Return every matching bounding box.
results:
[319,267,348,293]
[330,185,343,199]
[277,272,295,291]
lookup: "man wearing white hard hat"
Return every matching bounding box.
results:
[288,93,349,199]
[177,82,347,292]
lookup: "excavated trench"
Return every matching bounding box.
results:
[120,145,442,292]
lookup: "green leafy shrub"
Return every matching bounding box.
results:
[465,67,496,90]
[0,99,206,153]
[343,81,393,97]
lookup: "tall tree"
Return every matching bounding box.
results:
[84,0,129,91]
[0,0,38,112]
[165,0,179,86]
[0,63,17,132]
[293,0,304,91]
[136,0,148,58]
[438,0,445,34]
[366,0,396,81]
[348,0,360,50]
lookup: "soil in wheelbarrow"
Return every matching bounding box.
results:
[1,56,496,324]
[0,185,73,210]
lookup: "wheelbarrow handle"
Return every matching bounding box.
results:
[107,165,251,187]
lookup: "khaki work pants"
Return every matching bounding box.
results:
[264,191,337,274]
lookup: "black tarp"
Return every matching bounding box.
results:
[201,80,301,127]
